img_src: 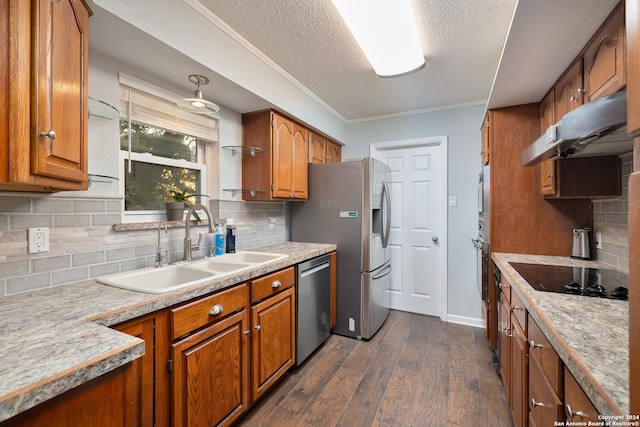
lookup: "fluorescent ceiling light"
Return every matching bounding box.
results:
[332,0,425,77]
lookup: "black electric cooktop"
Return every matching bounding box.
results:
[509,262,629,300]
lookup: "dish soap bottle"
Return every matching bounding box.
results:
[214,220,225,256]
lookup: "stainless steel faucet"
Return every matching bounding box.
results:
[155,221,168,267]
[183,204,214,261]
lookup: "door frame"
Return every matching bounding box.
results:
[369,136,448,321]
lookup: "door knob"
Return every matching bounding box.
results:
[432,236,438,242]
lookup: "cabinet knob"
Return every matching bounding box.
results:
[511,305,523,312]
[39,130,57,140]
[272,280,282,289]
[565,403,587,420]
[529,340,542,350]
[255,325,261,331]
[531,398,545,408]
[209,304,224,316]
[243,330,250,336]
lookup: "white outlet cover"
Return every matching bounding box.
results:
[28,227,50,253]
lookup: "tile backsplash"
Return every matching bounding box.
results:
[592,152,632,272]
[0,195,286,296]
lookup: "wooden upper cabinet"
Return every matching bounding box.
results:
[325,140,342,163]
[309,131,342,164]
[481,114,490,165]
[539,90,557,196]
[584,2,626,102]
[242,110,309,201]
[0,0,90,192]
[555,59,584,118]
[627,0,640,137]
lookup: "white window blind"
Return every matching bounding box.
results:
[118,72,219,142]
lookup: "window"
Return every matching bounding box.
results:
[120,121,206,212]
[119,73,219,221]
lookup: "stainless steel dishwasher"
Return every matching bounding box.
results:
[296,254,331,365]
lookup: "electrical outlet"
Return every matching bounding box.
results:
[595,231,602,249]
[28,227,50,253]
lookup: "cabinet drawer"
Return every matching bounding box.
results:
[251,267,295,304]
[510,289,526,331]
[528,314,563,396]
[171,284,248,340]
[529,356,563,427]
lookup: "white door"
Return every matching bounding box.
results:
[372,138,446,318]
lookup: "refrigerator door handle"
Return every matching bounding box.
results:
[381,180,391,249]
[373,264,393,280]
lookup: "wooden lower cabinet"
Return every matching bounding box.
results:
[0,364,137,427]
[564,366,601,423]
[172,309,250,427]
[529,356,564,427]
[251,286,296,401]
[114,315,156,427]
[510,314,527,427]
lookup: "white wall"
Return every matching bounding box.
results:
[345,106,485,323]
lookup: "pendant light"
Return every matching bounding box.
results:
[177,75,220,115]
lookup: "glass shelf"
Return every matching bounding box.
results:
[222,146,264,157]
[222,189,266,197]
[88,174,119,187]
[88,97,119,120]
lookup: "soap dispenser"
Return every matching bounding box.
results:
[226,225,236,253]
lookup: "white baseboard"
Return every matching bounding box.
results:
[446,314,484,328]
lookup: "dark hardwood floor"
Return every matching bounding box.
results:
[236,310,513,427]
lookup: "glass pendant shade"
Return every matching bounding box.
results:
[177,75,220,115]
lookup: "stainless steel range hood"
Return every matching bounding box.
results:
[522,91,633,166]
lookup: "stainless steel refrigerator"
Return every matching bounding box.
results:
[291,157,392,340]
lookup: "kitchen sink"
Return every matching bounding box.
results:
[216,251,288,264]
[96,251,288,293]
[96,265,215,294]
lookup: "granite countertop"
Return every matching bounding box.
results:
[0,242,335,423]
[492,252,628,415]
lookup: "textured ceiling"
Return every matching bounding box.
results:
[196,0,517,121]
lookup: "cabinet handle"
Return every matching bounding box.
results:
[565,403,587,420]
[272,280,282,289]
[243,330,250,336]
[499,284,508,289]
[39,130,57,140]
[531,398,545,408]
[255,325,261,331]
[529,340,542,350]
[209,304,224,316]
[511,305,523,312]
[503,326,513,338]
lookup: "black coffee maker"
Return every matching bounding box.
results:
[225,225,236,253]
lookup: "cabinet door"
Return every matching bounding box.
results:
[529,356,564,427]
[271,113,295,199]
[564,367,600,423]
[584,3,625,101]
[482,114,490,165]
[309,132,326,164]
[499,293,511,402]
[32,0,88,185]
[291,123,308,199]
[251,286,295,401]
[510,317,527,427]
[555,59,584,118]
[539,90,557,196]
[172,310,250,427]
[325,140,342,163]
[115,316,155,427]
